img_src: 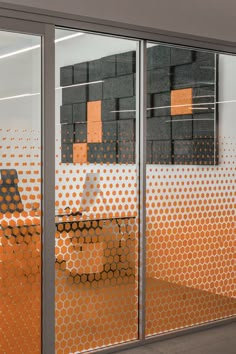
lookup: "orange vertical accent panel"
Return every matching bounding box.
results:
[73,143,87,163]
[87,101,102,122]
[87,121,102,143]
[171,88,193,115]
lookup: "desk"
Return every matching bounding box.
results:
[55,213,137,285]
[1,212,137,286]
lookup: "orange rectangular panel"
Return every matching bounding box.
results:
[87,100,102,122]
[171,88,193,115]
[87,121,102,143]
[73,143,87,163]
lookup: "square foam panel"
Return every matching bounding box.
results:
[118,119,135,142]
[152,140,172,164]
[88,143,117,163]
[103,74,134,99]
[73,62,88,84]
[172,114,193,140]
[61,124,74,144]
[193,113,214,139]
[172,64,193,89]
[102,121,117,143]
[116,51,136,76]
[171,88,193,115]
[118,141,135,164]
[60,104,73,124]
[74,123,87,143]
[147,45,171,70]
[195,51,215,66]
[147,116,171,141]
[87,101,102,122]
[87,121,102,143]
[62,85,87,104]
[88,59,102,82]
[119,96,136,119]
[152,92,171,117]
[73,143,88,163]
[193,60,215,87]
[193,86,215,112]
[170,47,193,66]
[101,55,116,79]
[60,65,73,86]
[102,99,117,121]
[73,103,87,123]
[88,82,103,101]
[147,68,170,93]
[61,143,73,163]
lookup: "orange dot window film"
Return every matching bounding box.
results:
[171,88,193,115]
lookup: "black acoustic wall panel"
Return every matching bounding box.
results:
[73,103,87,123]
[116,51,136,76]
[73,62,88,84]
[60,45,217,165]
[62,85,87,104]
[60,104,73,124]
[147,45,171,70]
[60,65,73,86]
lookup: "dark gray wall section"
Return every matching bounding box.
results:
[170,47,193,66]
[61,124,74,143]
[116,51,136,76]
[119,96,136,119]
[103,74,135,99]
[73,62,88,84]
[75,123,87,143]
[88,82,103,101]
[73,102,87,123]
[147,116,171,141]
[147,45,171,70]
[102,99,117,121]
[118,141,135,163]
[193,113,215,138]
[147,68,170,93]
[62,85,87,104]
[88,143,117,163]
[60,104,73,124]
[172,114,193,140]
[61,143,73,163]
[60,65,73,86]
[152,92,170,117]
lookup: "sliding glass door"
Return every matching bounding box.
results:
[54,28,140,353]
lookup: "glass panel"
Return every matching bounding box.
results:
[0,31,42,352]
[55,28,139,353]
[145,43,236,336]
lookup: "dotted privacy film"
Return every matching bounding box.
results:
[0,130,41,354]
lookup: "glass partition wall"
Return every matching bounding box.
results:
[55,29,139,353]
[145,43,236,335]
[0,17,235,354]
[0,31,42,353]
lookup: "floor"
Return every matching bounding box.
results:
[115,322,236,354]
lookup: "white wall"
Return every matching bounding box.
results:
[2,0,236,43]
